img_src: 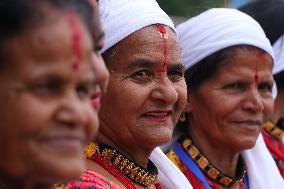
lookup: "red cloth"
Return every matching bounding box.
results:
[262,131,284,177]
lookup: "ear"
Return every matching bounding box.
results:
[184,88,194,113]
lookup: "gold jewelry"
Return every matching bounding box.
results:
[85,143,158,187]
[179,137,246,187]
[263,120,284,140]
[179,112,186,122]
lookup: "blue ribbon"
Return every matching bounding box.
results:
[173,142,212,189]
[173,142,250,189]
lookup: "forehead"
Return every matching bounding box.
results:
[107,25,181,68]
[6,10,92,65]
[215,49,273,79]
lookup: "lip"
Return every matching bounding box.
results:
[233,120,262,128]
[142,110,172,122]
[91,92,102,111]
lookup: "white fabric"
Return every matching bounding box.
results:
[273,35,284,75]
[272,35,284,98]
[99,0,175,53]
[241,134,284,189]
[150,147,193,189]
[176,8,275,70]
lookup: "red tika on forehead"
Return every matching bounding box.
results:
[156,24,168,72]
[68,16,82,70]
[254,48,266,84]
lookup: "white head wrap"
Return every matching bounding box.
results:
[177,8,275,70]
[241,134,284,189]
[273,35,284,75]
[99,0,175,53]
[176,8,283,189]
[272,35,284,98]
[98,1,192,188]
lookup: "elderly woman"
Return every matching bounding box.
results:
[66,0,191,188]
[0,0,108,188]
[166,8,284,189]
[239,0,284,177]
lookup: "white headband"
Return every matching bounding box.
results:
[273,34,284,75]
[177,8,275,71]
[272,35,284,99]
[99,0,175,53]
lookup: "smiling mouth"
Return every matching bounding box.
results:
[142,111,172,122]
[233,120,262,128]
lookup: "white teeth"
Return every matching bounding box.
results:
[145,112,168,116]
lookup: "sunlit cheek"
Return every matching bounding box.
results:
[264,98,274,118]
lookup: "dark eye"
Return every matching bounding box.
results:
[131,70,154,82]
[258,82,272,94]
[168,70,184,82]
[30,81,61,96]
[224,82,246,93]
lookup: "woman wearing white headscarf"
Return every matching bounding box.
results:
[166,8,284,189]
[66,0,192,188]
[239,0,284,177]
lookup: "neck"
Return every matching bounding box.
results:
[188,125,240,178]
[96,132,153,168]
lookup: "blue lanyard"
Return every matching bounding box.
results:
[173,142,250,189]
[173,142,212,189]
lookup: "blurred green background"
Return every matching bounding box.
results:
[157,0,252,19]
[157,0,226,18]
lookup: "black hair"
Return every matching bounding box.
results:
[0,0,96,69]
[239,0,284,91]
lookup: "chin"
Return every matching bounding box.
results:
[144,132,173,148]
[237,137,258,151]
[31,153,86,182]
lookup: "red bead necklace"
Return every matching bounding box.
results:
[86,143,163,189]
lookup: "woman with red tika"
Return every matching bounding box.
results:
[239,0,284,177]
[166,8,284,189]
[66,0,192,189]
[0,0,109,188]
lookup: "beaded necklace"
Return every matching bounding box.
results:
[85,143,162,189]
[262,120,284,140]
[178,136,246,188]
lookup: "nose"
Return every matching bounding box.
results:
[92,53,109,93]
[242,87,264,113]
[151,77,178,105]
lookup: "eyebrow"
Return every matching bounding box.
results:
[168,63,185,72]
[127,59,155,69]
[127,58,185,71]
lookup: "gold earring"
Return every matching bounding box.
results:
[179,112,186,122]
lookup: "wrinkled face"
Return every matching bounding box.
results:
[99,25,187,150]
[0,7,106,183]
[188,49,274,151]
